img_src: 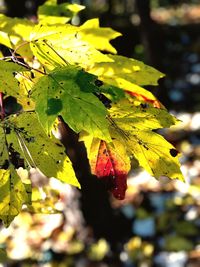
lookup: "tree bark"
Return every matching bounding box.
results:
[57,118,132,251]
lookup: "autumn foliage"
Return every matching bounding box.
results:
[0,0,183,226]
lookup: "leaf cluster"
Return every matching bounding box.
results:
[0,0,183,226]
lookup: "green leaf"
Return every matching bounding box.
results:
[0,167,27,227]
[15,71,36,111]
[79,19,121,54]
[5,112,79,188]
[0,60,27,98]
[98,83,125,102]
[109,99,179,131]
[30,23,113,70]
[32,66,111,141]
[38,0,85,24]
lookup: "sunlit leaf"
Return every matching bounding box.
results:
[2,112,79,188]
[0,14,34,58]
[16,113,80,187]
[0,167,28,227]
[32,66,111,141]
[79,18,121,54]
[97,83,125,102]
[0,60,27,98]
[108,100,184,181]
[30,23,112,70]
[89,54,164,101]
[109,99,179,131]
[80,131,130,199]
[15,70,42,111]
[90,54,164,86]
[0,3,184,211]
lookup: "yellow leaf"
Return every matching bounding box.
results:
[67,3,85,13]
[0,167,28,227]
[90,54,164,85]
[109,99,179,130]
[5,113,80,188]
[89,54,165,101]
[0,15,34,59]
[30,23,113,70]
[108,100,184,181]
[79,18,122,54]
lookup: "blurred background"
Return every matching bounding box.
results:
[0,0,200,266]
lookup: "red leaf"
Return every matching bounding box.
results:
[95,140,115,177]
[94,140,128,200]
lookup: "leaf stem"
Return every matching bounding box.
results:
[1,50,46,76]
[14,41,29,55]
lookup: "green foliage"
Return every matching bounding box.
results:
[32,66,111,141]
[6,112,78,187]
[38,0,85,24]
[0,61,27,97]
[0,1,184,226]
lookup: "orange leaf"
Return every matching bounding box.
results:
[82,135,131,200]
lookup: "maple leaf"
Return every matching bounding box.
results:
[108,100,184,181]
[89,54,164,86]
[32,65,111,142]
[30,23,112,70]
[80,132,131,200]
[79,18,122,54]
[88,54,164,102]
[1,112,79,188]
[109,99,178,131]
